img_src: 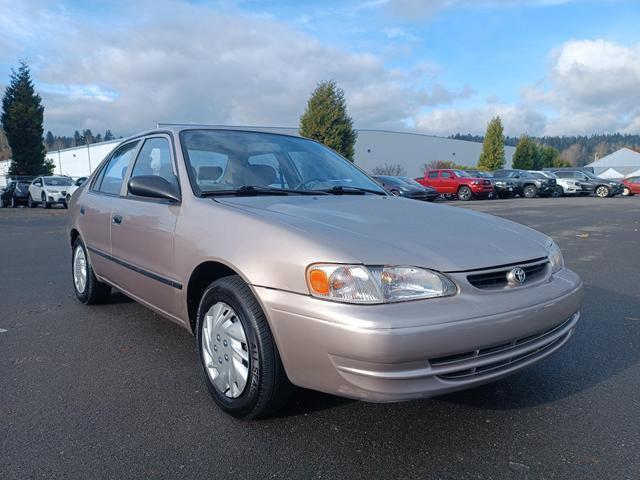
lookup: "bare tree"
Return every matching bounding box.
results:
[371,163,405,176]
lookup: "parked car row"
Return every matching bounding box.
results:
[407,168,626,201]
[0,175,87,208]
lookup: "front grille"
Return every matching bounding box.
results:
[430,315,576,381]
[467,259,548,289]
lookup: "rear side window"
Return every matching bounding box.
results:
[129,137,178,191]
[93,141,139,195]
[427,171,438,178]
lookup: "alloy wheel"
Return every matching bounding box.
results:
[596,186,609,198]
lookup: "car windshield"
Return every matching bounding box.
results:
[399,176,423,187]
[379,176,406,186]
[453,170,471,177]
[529,172,551,179]
[43,177,73,186]
[181,130,386,195]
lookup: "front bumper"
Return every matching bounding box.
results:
[45,192,67,203]
[255,268,583,402]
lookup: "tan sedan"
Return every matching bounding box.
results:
[68,126,583,418]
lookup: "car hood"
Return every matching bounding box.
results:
[215,196,551,272]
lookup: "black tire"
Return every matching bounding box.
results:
[71,238,111,304]
[390,189,400,196]
[457,185,472,201]
[196,275,293,419]
[28,194,36,208]
[42,193,51,209]
[551,186,563,198]
[595,185,610,198]
[523,184,537,198]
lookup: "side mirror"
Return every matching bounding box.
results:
[128,175,180,202]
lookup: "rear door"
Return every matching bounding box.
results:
[80,140,140,280]
[109,135,182,318]
[574,172,595,192]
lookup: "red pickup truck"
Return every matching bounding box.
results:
[416,169,494,201]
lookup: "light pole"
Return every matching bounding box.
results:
[86,139,92,173]
[56,139,63,175]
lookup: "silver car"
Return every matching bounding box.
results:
[67,126,583,418]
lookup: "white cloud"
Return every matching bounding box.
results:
[0,0,472,135]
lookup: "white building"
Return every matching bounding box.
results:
[585,148,640,178]
[0,127,515,186]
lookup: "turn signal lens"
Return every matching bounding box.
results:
[308,268,329,295]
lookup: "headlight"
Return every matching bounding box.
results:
[547,241,564,273]
[306,264,457,304]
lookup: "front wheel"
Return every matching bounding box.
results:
[622,186,633,196]
[523,185,537,198]
[196,275,292,419]
[457,186,472,201]
[72,238,111,304]
[595,185,610,198]
[42,194,51,209]
[28,195,36,208]
[551,186,564,197]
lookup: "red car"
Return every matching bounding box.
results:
[416,169,494,201]
[621,177,640,196]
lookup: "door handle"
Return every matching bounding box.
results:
[112,214,123,225]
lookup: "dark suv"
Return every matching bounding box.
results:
[551,170,622,198]
[0,180,31,207]
[493,169,556,198]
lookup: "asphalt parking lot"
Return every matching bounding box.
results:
[1,196,639,480]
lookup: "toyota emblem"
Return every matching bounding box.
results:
[507,267,526,286]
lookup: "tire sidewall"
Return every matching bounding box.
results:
[622,187,631,196]
[72,239,91,303]
[196,280,263,417]
[596,185,609,197]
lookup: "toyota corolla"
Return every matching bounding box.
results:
[67,126,583,418]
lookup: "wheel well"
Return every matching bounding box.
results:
[458,184,471,192]
[186,261,238,333]
[70,228,80,248]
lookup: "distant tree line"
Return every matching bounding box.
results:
[450,132,640,167]
[44,128,117,151]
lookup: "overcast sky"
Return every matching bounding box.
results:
[1,0,639,137]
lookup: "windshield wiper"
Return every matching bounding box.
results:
[311,185,387,196]
[201,185,327,197]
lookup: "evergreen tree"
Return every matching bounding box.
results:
[94,133,102,143]
[104,129,114,141]
[45,131,55,150]
[73,130,82,147]
[82,128,94,145]
[477,116,505,171]
[1,61,51,175]
[512,135,537,170]
[299,80,358,161]
[539,145,561,169]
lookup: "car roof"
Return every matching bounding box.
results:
[121,124,305,144]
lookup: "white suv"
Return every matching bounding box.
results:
[28,176,75,209]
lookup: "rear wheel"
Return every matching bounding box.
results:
[457,185,472,201]
[622,186,632,196]
[523,184,537,198]
[595,185,609,198]
[10,196,17,208]
[196,275,292,419]
[28,194,36,208]
[72,238,111,304]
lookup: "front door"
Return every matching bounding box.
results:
[109,136,182,318]
[80,140,140,280]
[440,170,456,194]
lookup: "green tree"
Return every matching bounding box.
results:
[45,130,55,150]
[477,116,505,171]
[512,135,538,170]
[104,129,115,141]
[73,130,82,146]
[299,80,358,161]
[82,129,94,145]
[1,61,52,175]
[538,145,561,169]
